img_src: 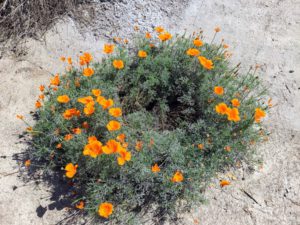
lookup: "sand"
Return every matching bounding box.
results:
[0,0,299,224]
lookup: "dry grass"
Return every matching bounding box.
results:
[0,0,89,54]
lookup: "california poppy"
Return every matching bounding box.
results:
[214,86,224,95]
[113,60,124,70]
[83,67,94,77]
[254,108,266,123]
[103,44,115,54]
[65,163,78,178]
[108,107,122,117]
[198,56,214,70]
[57,95,70,103]
[98,202,114,218]
[138,50,147,58]
[186,48,200,56]
[171,171,184,183]
[151,163,160,173]
[215,102,229,115]
[107,120,121,131]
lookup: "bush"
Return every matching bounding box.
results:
[19,27,269,224]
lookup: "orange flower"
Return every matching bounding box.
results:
[155,26,164,33]
[25,159,31,167]
[227,108,240,122]
[35,100,42,108]
[151,163,160,173]
[109,107,122,117]
[135,141,143,151]
[98,202,113,218]
[102,139,122,154]
[82,121,89,129]
[254,108,266,123]
[158,32,172,41]
[63,108,80,120]
[220,180,231,187]
[64,134,73,141]
[50,74,60,86]
[26,127,33,132]
[124,39,129,44]
[107,120,121,131]
[83,137,103,158]
[84,102,95,116]
[52,87,58,91]
[145,32,152,39]
[215,103,229,115]
[16,114,24,120]
[113,60,124,70]
[97,97,114,109]
[171,171,184,183]
[78,96,94,105]
[72,128,81,134]
[224,146,231,152]
[92,89,102,97]
[57,95,70,103]
[113,134,124,144]
[65,163,78,178]
[83,67,94,77]
[197,143,204,150]
[117,148,131,166]
[214,86,224,95]
[103,44,115,54]
[231,98,240,107]
[186,48,200,56]
[60,56,66,62]
[56,143,62,149]
[138,50,147,58]
[81,52,93,64]
[39,94,45,100]
[39,85,45,92]
[215,27,221,32]
[75,201,85,210]
[193,38,203,47]
[67,57,72,65]
[198,56,214,70]
[223,44,229,49]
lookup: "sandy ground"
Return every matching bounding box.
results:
[0,0,299,224]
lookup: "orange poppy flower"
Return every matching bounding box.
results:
[83,67,94,77]
[215,102,229,115]
[254,108,266,123]
[113,60,124,70]
[197,143,204,150]
[56,143,62,149]
[83,102,95,116]
[138,50,147,58]
[50,74,60,86]
[226,108,240,122]
[198,56,214,70]
[63,108,80,120]
[231,98,240,107]
[72,128,81,134]
[220,180,231,187]
[158,32,172,41]
[223,44,229,49]
[116,133,126,143]
[65,163,78,178]
[102,139,122,154]
[75,201,85,210]
[98,202,114,218]
[117,148,131,166]
[186,48,200,56]
[39,94,45,100]
[193,38,203,47]
[83,137,103,158]
[39,85,45,92]
[214,86,224,95]
[145,32,152,39]
[171,171,184,183]
[97,97,114,109]
[107,120,121,131]
[215,27,221,32]
[60,56,66,62]
[151,163,160,173]
[82,52,93,64]
[16,114,24,120]
[155,26,164,33]
[92,89,101,97]
[64,134,73,141]
[78,96,94,105]
[103,44,115,54]
[224,146,231,152]
[25,159,31,167]
[67,57,72,65]
[35,101,42,108]
[57,95,70,103]
[135,141,143,151]
[108,107,122,117]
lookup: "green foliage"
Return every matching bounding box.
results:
[25,30,269,224]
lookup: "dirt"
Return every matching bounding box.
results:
[0,0,299,224]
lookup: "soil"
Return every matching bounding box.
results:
[0,0,299,224]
